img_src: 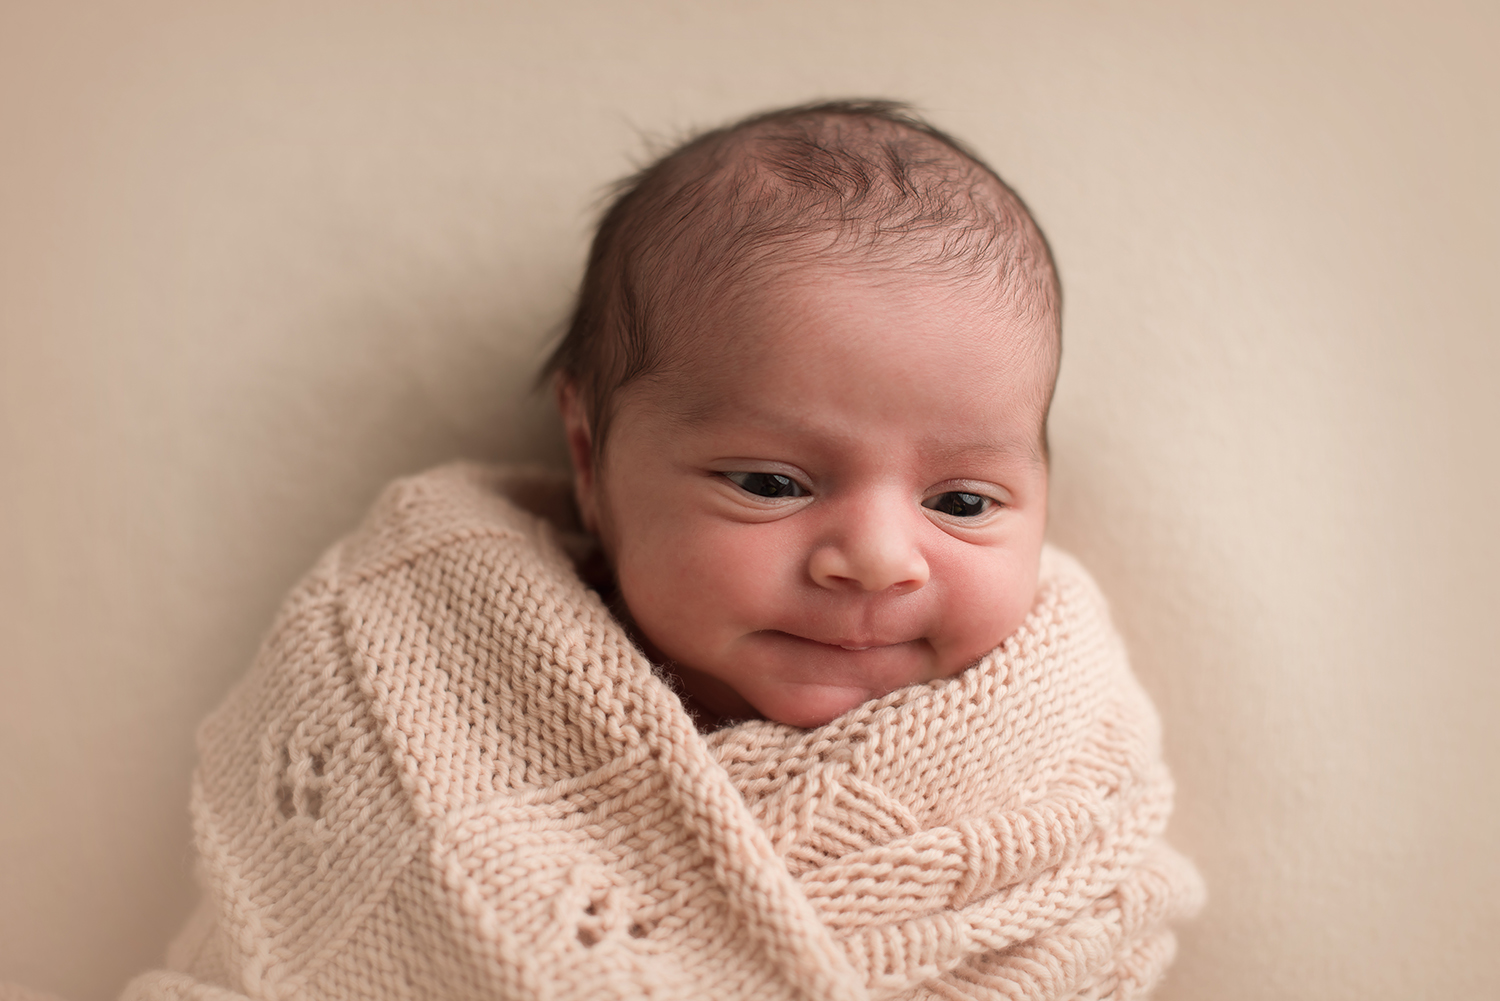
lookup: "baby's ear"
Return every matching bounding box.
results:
[555,379,600,532]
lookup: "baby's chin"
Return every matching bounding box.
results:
[668,644,987,729]
[753,684,887,729]
[665,662,888,730]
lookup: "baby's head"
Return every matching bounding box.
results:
[545,100,1060,728]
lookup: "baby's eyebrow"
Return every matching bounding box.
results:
[652,382,1048,466]
[648,377,738,429]
[924,434,1045,466]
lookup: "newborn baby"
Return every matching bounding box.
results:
[547,101,1056,728]
[124,101,1200,1001]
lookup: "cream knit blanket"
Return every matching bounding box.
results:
[124,463,1202,1001]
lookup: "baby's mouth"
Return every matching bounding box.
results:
[760,631,935,693]
[776,632,917,653]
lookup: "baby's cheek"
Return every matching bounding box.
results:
[689,523,793,604]
[616,521,775,649]
[933,548,1039,666]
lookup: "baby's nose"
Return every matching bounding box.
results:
[807,503,930,594]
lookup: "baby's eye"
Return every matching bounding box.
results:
[724,472,808,499]
[923,491,992,517]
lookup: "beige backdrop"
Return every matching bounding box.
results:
[3,2,1497,998]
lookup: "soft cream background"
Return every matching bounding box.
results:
[3,2,1496,998]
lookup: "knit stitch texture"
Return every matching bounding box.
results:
[123,463,1202,1001]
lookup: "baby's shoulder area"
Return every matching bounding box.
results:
[333,462,584,585]
[219,463,591,725]
[994,543,1139,694]
[1030,543,1119,633]
[191,464,600,867]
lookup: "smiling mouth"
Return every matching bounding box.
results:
[758,631,933,693]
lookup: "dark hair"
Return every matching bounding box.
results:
[541,99,1061,458]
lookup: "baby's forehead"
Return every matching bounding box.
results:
[658,249,1047,365]
[637,260,1055,437]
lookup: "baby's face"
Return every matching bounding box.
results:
[566,266,1051,728]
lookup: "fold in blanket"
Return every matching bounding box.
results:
[124,463,1202,1001]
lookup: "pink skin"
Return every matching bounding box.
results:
[560,266,1051,729]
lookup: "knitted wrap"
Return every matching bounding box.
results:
[124,463,1202,1001]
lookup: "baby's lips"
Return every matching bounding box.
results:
[774,629,921,651]
[827,638,915,652]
